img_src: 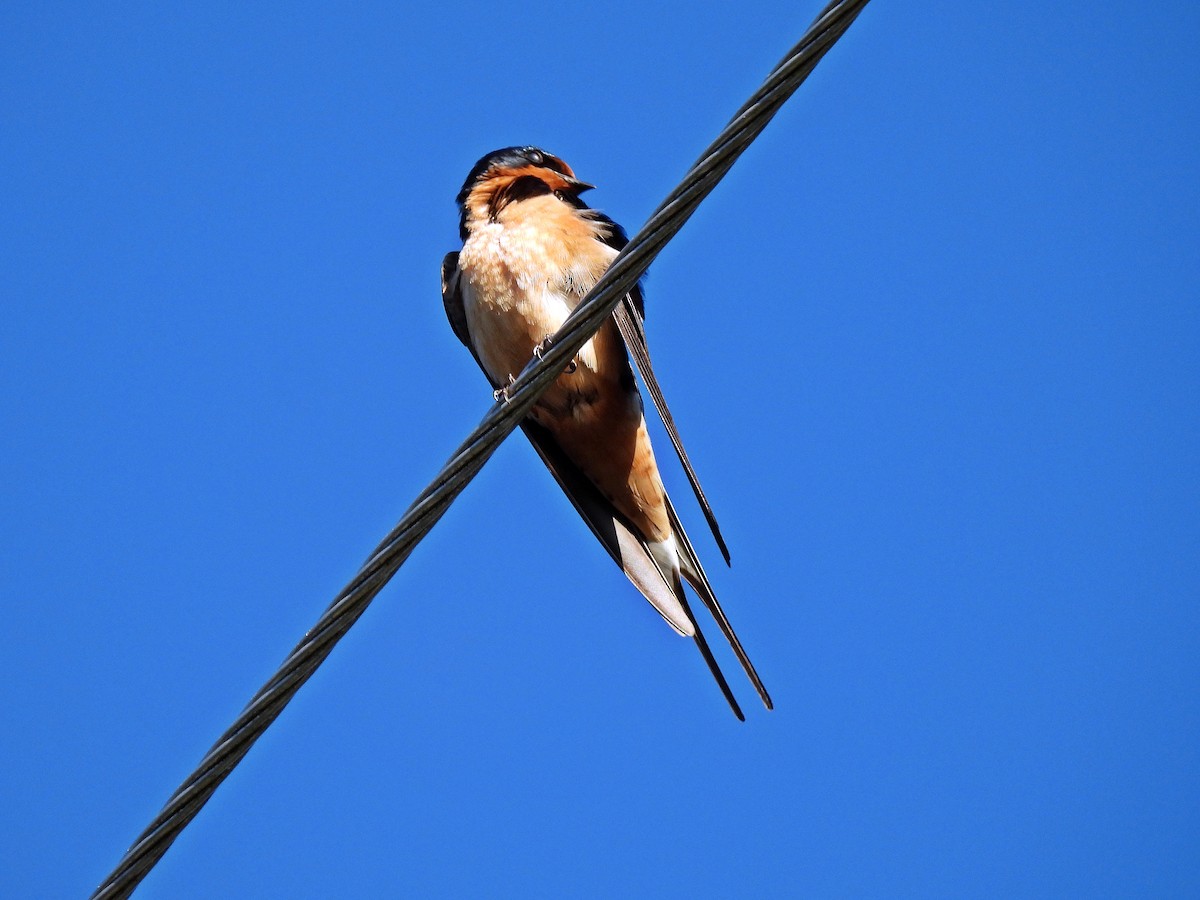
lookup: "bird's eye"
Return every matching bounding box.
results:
[525,149,545,166]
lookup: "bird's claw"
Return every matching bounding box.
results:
[493,374,517,403]
[534,336,578,375]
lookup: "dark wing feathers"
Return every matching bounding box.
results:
[589,212,730,565]
[441,252,472,350]
[612,299,731,565]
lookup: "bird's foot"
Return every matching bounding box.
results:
[493,374,517,403]
[533,336,578,374]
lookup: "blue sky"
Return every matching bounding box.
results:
[2,2,1197,896]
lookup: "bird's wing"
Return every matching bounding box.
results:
[591,213,731,565]
[441,252,692,638]
[441,252,473,350]
[611,297,729,565]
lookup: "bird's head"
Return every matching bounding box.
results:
[455,146,594,239]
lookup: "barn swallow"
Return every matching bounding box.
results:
[441,146,771,718]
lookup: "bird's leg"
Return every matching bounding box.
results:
[493,374,517,403]
[533,336,578,374]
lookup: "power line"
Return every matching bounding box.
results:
[90,1,871,895]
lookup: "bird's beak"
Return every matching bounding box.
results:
[563,175,596,194]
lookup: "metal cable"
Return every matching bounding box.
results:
[91,1,871,895]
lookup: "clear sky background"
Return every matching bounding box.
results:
[2,2,1197,897]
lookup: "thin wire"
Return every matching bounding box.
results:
[91,2,871,895]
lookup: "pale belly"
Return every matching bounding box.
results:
[462,281,591,387]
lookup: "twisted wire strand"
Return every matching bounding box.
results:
[91,2,870,895]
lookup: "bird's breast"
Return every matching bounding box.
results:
[457,211,618,389]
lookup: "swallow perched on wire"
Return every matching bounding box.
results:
[441,146,771,719]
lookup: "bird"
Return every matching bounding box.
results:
[440,145,771,719]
